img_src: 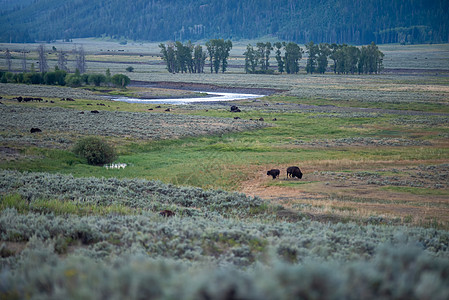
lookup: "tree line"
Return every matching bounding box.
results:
[1,0,447,45]
[245,41,384,75]
[1,44,131,87]
[159,40,384,75]
[159,39,232,74]
[1,67,131,88]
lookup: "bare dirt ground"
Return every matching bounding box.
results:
[241,162,449,226]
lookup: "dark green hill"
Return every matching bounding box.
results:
[1,0,448,44]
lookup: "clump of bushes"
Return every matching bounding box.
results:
[72,137,117,165]
[111,74,131,88]
[1,69,129,88]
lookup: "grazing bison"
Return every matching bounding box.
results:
[287,166,303,179]
[30,128,42,133]
[267,169,280,179]
[230,105,241,112]
[159,210,175,217]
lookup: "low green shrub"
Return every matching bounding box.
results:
[72,137,117,166]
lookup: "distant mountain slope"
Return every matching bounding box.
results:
[1,0,448,44]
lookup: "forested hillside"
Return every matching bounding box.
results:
[0,0,448,44]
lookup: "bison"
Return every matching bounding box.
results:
[287,166,303,179]
[267,169,280,179]
[159,210,175,217]
[30,128,42,133]
[230,105,241,112]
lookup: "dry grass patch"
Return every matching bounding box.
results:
[240,161,449,228]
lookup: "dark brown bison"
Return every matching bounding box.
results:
[230,105,241,112]
[287,166,303,179]
[30,128,42,133]
[159,210,175,217]
[267,169,280,179]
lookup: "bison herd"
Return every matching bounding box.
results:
[267,166,303,179]
[14,96,43,102]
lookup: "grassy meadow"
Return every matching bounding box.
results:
[1,40,449,299]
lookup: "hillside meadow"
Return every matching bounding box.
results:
[0,40,449,299]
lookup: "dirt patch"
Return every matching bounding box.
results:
[240,163,449,226]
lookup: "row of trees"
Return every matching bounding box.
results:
[1,68,130,88]
[159,39,232,74]
[159,41,207,74]
[305,41,384,74]
[3,45,88,74]
[244,42,304,74]
[243,41,384,75]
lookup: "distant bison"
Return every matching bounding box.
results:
[230,105,241,112]
[287,166,303,179]
[159,210,175,217]
[30,127,42,133]
[267,169,280,179]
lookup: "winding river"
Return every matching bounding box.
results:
[111,91,265,104]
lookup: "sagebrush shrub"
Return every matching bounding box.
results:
[72,137,117,165]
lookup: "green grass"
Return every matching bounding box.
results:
[1,103,446,190]
[262,95,449,113]
[381,186,449,196]
[2,133,443,191]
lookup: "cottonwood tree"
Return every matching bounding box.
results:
[329,43,340,74]
[206,39,232,73]
[358,42,384,74]
[305,41,319,74]
[274,42,285,73]
[243,44,257,74]
[193,44,206,73]
[205,40,215,74]
[74,46,86,74]
[159,43,176,73]
[344,45,360,74]
[220,39,233,73]
[284,42,302,74]
[38,44,49,73]
[317,43,330,74]
[57,50,69,72]
[255,42,272,72]
[160,41,205,73]
[174,41,193,73]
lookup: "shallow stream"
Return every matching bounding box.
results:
[111,91,264,104]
